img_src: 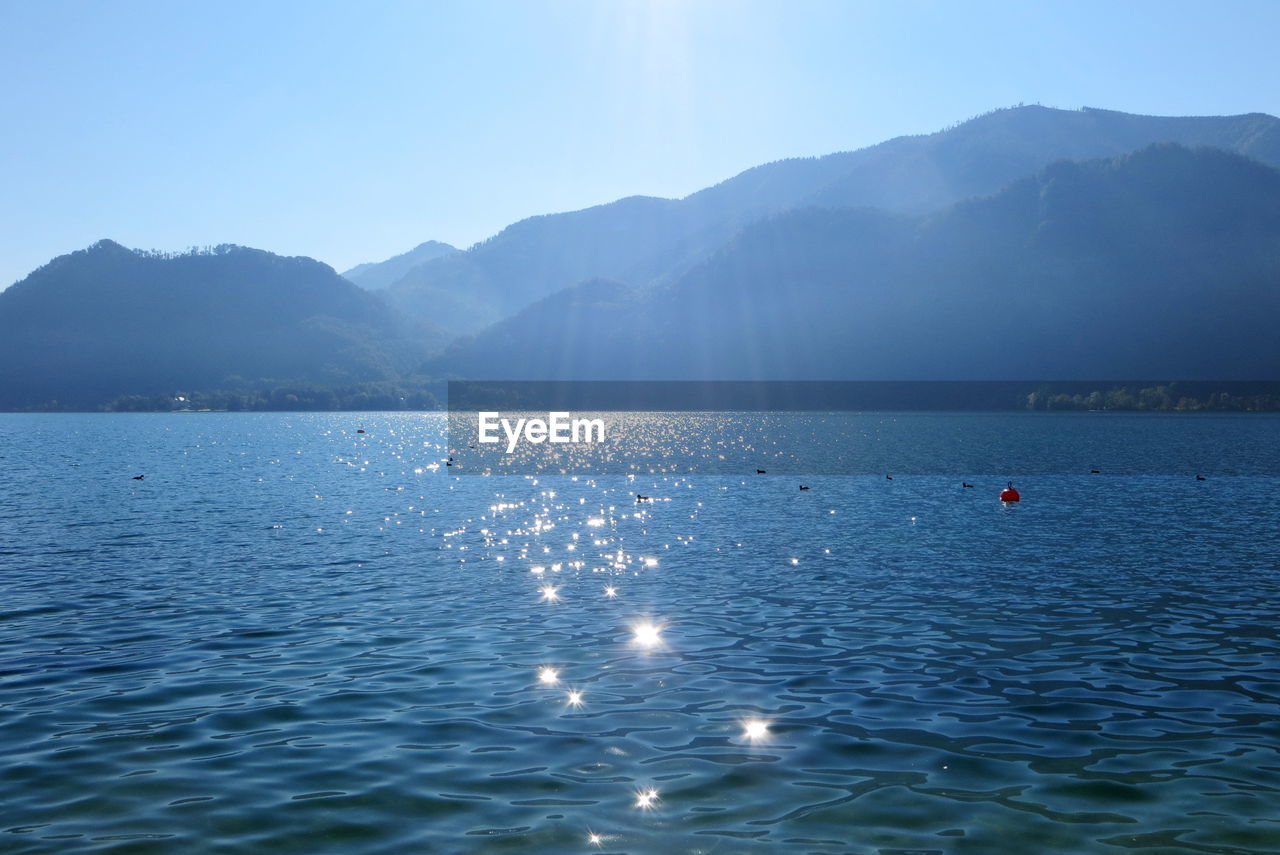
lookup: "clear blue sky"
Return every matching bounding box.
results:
[2,0,1277,288]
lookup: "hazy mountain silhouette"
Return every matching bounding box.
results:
[427,144,1280,381]
[342,240,459,290]
[388,106,1280,334]
[0,241,440,409]
[6,107,1280,409]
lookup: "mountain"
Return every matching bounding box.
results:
[383,196,705,332]
[342,240,460,290]
[0,240,439,409]
[427,144,1280,381]
[388,106,1280,334]
[7,107,1280,409]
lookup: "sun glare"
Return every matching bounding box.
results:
[742,717,771,743]
[630,620,663,648]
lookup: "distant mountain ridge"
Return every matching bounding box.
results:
[379,106,1280,334]
[342,240,459,290]
[5,105,1280,410]
[427,144,1280,381]
[0,240,439,409]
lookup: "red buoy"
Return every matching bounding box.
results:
[1000,482,1021,503]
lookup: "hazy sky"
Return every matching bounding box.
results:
[2,0,1277,287]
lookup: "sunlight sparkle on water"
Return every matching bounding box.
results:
[566,689,584,707]
[604,585,618,598]
[635,787,659,809]
[742,717,771,742]
[538,667,559,685]
[539,584,560,602]
[630,620,663,648]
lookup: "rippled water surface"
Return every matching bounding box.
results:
[2,412,1279,854]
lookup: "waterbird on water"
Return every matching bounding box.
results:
[885,474,893,480]
[756,469,766,474]
[962,482,973,488]
[636,494,651,502]
[799,485,810,491]
[132,475,144,480]
[1196,475,1207,481]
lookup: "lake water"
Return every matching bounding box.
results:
[2,412,1279,854]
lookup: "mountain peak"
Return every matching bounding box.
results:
[342,240,461,290]
[0,237,420,409]
[86,238,132,254]
[411,240,454,252]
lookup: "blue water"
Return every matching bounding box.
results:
[2,412,1279,854]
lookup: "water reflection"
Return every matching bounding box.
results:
[2,412,1279,855]
[629,620,664,649]
[741,718,771,743]
[634,788,660,810]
